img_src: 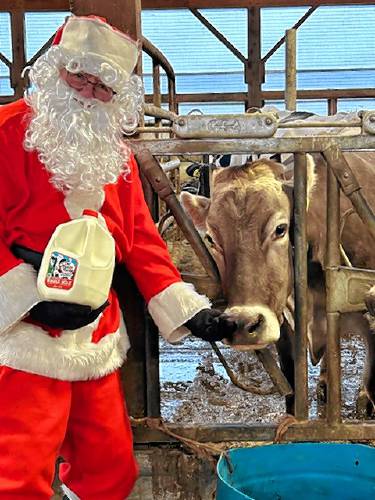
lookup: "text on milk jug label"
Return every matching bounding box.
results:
[45,251,78,290]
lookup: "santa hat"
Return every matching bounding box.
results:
[50,15,140,92]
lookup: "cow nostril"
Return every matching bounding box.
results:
[247,315,264,333]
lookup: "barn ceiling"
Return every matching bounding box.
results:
[1,0,374,10]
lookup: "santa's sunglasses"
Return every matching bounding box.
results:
[65,70,116,102]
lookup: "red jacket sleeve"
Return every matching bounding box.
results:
[110,154,210,341]
[117,154,181,303]
[0,128,40,333]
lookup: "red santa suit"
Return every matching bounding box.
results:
[0,99,210,499]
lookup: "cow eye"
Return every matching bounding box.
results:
[205,234,215,246]
[274,223,288,239]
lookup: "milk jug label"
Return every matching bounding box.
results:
[45,251,78,290]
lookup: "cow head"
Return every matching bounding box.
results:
[181,156,316,350]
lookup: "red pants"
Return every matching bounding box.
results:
[0,366,139,499]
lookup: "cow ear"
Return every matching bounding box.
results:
[180,191,211,234]
[306,154,317,208]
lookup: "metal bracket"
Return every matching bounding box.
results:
[172,111,278,139]
[326,265,375,313]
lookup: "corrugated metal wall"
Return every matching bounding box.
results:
[1,6,374,114]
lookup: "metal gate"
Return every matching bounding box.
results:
[123,109,375,446]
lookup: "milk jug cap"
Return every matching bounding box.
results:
[82,209,99,218]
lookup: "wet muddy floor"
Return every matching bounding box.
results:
[162,233,370,424]
[159,334,366,424]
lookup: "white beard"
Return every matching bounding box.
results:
[24,77,132,194]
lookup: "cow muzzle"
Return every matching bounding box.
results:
[223,304,280,351]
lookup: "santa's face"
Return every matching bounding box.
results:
[24,60,142,194]
[59,68,116,103]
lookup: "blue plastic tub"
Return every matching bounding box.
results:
[216,443,375,499]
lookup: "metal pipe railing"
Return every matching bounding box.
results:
[325,160,342,425]
[135,149,221,285]
[293,153,309,420]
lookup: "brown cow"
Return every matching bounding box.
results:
[181,152,375,415]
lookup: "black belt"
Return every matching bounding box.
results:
[11,245,43,270]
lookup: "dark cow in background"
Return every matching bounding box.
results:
[181,152,375,415]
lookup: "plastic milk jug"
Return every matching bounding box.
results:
[37,209,115,309]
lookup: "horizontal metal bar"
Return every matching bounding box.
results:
[133,420,375,444]
[136,126,174,134]
[128,135,375,156]
[143,103,178,121]
[278,119,361,128]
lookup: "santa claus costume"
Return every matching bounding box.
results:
[0,16,210,499]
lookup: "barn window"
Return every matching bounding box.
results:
[0,13,12,96]
[24,12,69,61]
[142,5,375,116]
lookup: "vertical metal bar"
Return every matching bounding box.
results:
[328,98,337,116]
[118,268,147,418]
[293,153,309,419]
[325,164,342,425]
[152,61,162,129]
[285,29,297,111]
[168,78,177,115]
[145,311,161,417]
[139,168,161,417]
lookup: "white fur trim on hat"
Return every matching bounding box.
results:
[58,16,139,92]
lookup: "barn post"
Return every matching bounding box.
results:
[71,0,161,418]
[246,7,264,110]
[10,9,26,99]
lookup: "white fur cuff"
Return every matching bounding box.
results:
[147,281,211,343]
[0,263,40,334]
[61,484,80,500]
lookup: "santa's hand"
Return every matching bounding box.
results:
[184,308,238,342]
[29,300,109,330]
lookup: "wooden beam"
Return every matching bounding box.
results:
[71,0,141,38]
[141,0,375,8]
[262,6,317,63]
[190,8,246,64]
[3,87,375,106]
[246,6,263,109]
[10,11,26,99]
[1,0,374,11]
[0,0,70,10]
